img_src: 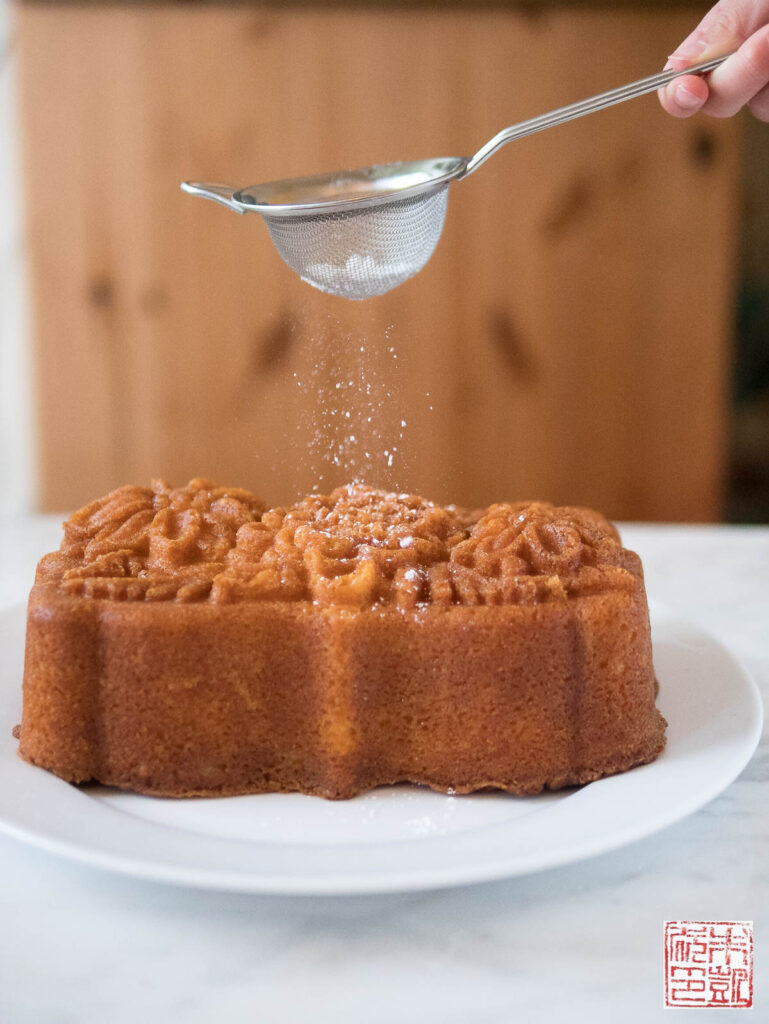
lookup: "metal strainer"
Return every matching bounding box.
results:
[182,55,726,301]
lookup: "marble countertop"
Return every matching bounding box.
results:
[0,517,766,1024]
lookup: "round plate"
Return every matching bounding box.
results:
[0,603,761,894]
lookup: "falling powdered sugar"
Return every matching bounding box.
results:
[289,313,419,492]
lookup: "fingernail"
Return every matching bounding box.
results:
[669,37,708,61]
[675,82,704,109]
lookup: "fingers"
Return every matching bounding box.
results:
[658,66,709,118]
[670,0,769,63]
[659,10,769,119]
[698,23,769,116]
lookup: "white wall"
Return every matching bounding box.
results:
[0,0,34,517]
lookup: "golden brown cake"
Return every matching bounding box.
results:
[16,479,666,799]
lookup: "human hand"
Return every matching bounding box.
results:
[659,0,769,119]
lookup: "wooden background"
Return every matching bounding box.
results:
[16,2,738,519]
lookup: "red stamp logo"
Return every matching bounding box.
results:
[664,921,753,1008]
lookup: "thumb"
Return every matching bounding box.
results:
[670,0,769,63]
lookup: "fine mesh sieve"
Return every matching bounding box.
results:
[263,188,450,300]
[182,54,728,301]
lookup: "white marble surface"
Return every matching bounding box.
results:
[0,519,766,1023]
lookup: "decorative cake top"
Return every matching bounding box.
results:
[37,479,641,607]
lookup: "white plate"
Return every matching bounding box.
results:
[0,603,761,894]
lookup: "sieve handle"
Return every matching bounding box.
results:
[463,54,730,177]
[180,181,246,214]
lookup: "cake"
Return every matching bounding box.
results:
[16,479,666,799]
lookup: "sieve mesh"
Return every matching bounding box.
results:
[263,187,450,300]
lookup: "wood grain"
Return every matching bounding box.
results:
[16,3,738,518]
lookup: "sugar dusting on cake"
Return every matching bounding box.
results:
[46,478,634,609]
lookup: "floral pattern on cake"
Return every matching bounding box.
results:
[40,480,639,605]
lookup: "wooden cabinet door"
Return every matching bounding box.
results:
[16,3,738,518]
